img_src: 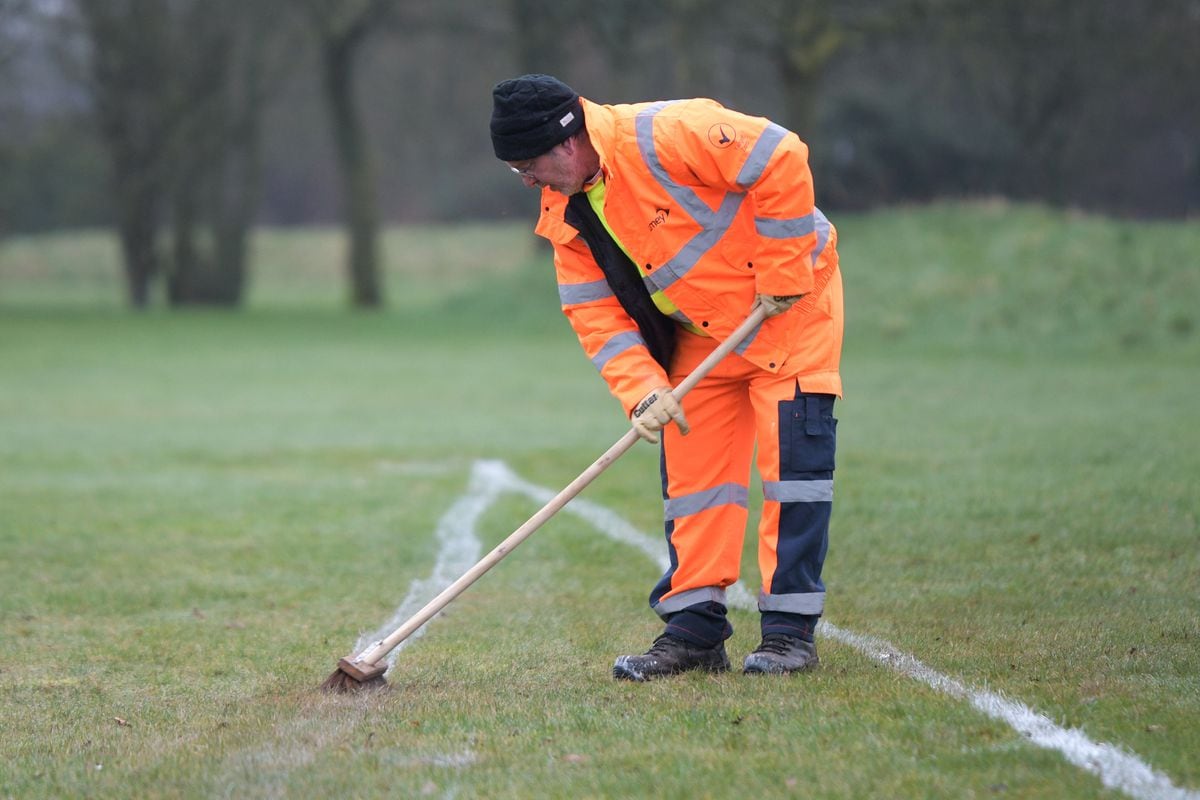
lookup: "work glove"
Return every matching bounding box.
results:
[757,293,804,317]
[630,386,689,444]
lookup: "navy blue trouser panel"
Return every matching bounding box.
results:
[763,391,836,641]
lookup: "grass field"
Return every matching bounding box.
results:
[1,202,1198,798]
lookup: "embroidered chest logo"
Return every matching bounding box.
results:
[648,207,670,231]
[707,123,736,148]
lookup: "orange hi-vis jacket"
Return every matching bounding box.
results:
[535,97,843,414]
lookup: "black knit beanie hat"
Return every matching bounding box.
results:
[490,74,585,161]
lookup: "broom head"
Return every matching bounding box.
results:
[320,657,388,693]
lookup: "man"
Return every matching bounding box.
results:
[490,74,843,680]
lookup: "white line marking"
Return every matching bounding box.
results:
[362,459,1195,800]
[463,459,1194,800]
[354,461,506,669]
[822,624,1199,800]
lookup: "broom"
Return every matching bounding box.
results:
[321,304,769,692]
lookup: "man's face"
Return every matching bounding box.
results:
[507,142,585,195]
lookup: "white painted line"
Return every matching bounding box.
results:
[360,459,1194,799]
[490,462,667,569]
[354,461,504,670]
[490,462,762,611]
[822,624,1199,800]
[478,459,1197,800]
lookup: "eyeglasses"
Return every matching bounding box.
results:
[510,163,537,178]
[506,143,561,179]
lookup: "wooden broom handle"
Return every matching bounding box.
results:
[352,304,769,668]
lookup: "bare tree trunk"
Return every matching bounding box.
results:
[80,0,172,309]
[301,0,396,309]
[165,176,200,306]
[321,34,381,308]
[214,96,263,307]
[76,0,282,309]
[767,2,844,139]
[115,182,160,309]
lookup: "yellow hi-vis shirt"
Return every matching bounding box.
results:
[586,177,707,337]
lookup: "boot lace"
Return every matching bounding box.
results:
[646,634,685,656]
[756,634,797,655]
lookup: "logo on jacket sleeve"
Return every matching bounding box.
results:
[648,207,670,231]
[708,123,736,148]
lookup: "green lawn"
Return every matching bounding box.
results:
[1,203,1197,798]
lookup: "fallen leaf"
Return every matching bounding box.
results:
[113,717,130,727]
[563,753,589,764]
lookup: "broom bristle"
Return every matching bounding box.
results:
[319,665,388,693]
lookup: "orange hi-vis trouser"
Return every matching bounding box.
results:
[649,328,836,646]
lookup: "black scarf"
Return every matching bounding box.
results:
[564,193,676,369]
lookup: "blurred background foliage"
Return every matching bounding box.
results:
[0,0,1197,308]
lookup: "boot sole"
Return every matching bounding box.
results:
[742,654,820,675]
[612,657,730,682]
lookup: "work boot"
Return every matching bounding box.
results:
[612,633,730,682]
[743,633,819,674]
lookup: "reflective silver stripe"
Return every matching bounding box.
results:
[643,194,745,294]
[558,279,613,305]
[763,479,833,503]
[653,586,727,617]
[754,212,815,240]
[636,102,712,223]
[669,308,695,326]
[644,233,712,292]
[590,330,644,371]
[664,482,748,521]
[758,589,825,615]
[811,207,831,265]
[636,103,747,294]
[736,122,788,188]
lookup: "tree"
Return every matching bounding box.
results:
[915,0,1200,208]
[299,0,401,309]
[922,0,1098,201]
[73,0,286,308]
[162,2,288,306]
[509,0,576,77]
[76,0,173,308]
[0,0,31,69]
[737,1,922,140]
[0,0,31,242]
[755,1,846,139]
